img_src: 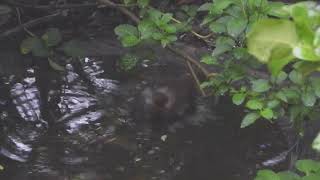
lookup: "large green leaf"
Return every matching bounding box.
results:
[296,159,320,175]
[61,40,84,57]
[20,37,40,54]
[138,20,155,40]
[247,19,298,74]
[255,170,280,180]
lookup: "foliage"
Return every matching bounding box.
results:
[0,164,3,171]
[118,53,139,72]
[255,159,320,180]
[20,28,84,71]
[114,0,320,132]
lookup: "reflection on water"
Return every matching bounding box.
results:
[0,56,289,180]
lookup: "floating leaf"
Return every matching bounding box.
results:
[20,37,39,54]
[241,112,260,128]
[61,40,84,57]
[41,28,62,47]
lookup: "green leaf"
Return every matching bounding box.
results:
[181,5,198,17]
[0,164,3,171]
[267,99,280,109]
[201,54,218,65]
[251,79,270,93]
[293,44,320,62]
[260,108,274,120]
[20,37,40,54]
[227,17,248,38]
[209,22,226,33]
[275,71,287,84]
[276,91,288,103]
[31,38,50,57]
[209,0,234,15]
[114,24,139,37]
[121,35,141,47]
[289,70,303,85]
[277,171,300,180]
[312,132,320,153]
[61,40,84,57]
[246,99,263,110]
[247,19,298,75]
[241,112,260,128]
[160,35,177,47]
[295,160,320,175]
[137,0,149,8]
[302,174,320,180]
[198,3,212,11]
[267,2,290,18]
[302,88,316,107]
[255,170,280,180]
[138,20,156,40]
[41,28,62,47]
[294,61,320,76]
[212,36,235,56]
[161,13,173,24]
[232,93,246,105]
[163,24,177,34]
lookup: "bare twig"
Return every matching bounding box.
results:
[4,1,98,9]
[171,17,212,39]
[186,61,206,96]
[98,0,140,24]
[167,45,210,77]
[15,8,35,37]
[0,12,61,40]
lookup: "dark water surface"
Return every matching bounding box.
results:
[0,52,289,180]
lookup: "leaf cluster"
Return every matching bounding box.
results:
[255,159,320,180]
